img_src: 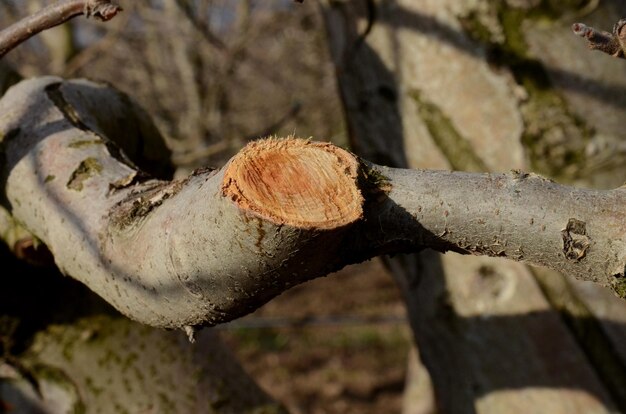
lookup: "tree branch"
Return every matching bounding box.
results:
[0,0,122,59]
[371,164,626,291]
[1,78,625,331]
[572,18,626,59]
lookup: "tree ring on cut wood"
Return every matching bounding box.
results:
[222,138,363,229]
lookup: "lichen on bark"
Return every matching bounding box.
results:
[66,157,103,191]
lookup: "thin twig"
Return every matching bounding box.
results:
[173,102,302,166]
[173,0,227,51]
[65,6,130,75]
[244,102,302,142]
[215,314,407,330]
[572,18,626,59]
[0,0,122,59]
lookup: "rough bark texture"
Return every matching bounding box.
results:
[0,77,365,330]
[321,0,626,413]
[572,18,626,58]
[378,166,626,286]
[2,2,626,412]
[0,77,282,414]
[1,76,626,334]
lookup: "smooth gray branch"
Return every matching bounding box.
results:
[372,165,626,293]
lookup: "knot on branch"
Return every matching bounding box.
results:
[561,218,591,261]
[84,0,122,21]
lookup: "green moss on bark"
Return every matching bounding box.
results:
[68,139,104,149]
[460,0,594,182]
[613,276,626,300]
[409,90,488,172]
[66,157,103,191]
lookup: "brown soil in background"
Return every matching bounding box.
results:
[220,259,413,414]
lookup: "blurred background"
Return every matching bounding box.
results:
[1,0,346,171]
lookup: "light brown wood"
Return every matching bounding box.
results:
[222,138,363,229]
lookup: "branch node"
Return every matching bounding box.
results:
[84,1,122,21]
[561,218,591,261]
[572,19,626,58]
[184,326,196,343]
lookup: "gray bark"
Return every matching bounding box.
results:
[377,166,626,288]
[0,77,364,329]
[0,76,283,414]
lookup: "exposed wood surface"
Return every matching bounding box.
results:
[222,138,363,229]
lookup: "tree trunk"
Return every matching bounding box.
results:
[321,0,626,412]
[0,61,20,95]
[0,240,284,413]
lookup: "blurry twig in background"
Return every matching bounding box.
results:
[64,5,129,75]
[173,0,227,52]
[245,102,302,141]
[1,1,345,176]
[173,101,302,166]
[216,315,407,330]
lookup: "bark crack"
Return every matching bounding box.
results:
[109,180,182,229]
[44,82,141,174]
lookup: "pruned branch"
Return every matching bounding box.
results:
[572,18,626,59]
[0,0,122,59]
[1,78,625,331]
